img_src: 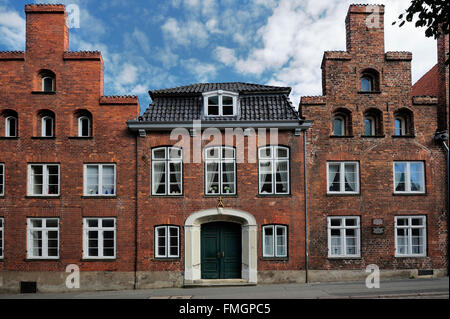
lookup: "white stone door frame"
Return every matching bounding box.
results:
[184,207,258,284]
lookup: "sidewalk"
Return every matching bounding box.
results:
[0,277,448,299]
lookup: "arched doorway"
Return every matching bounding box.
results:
[184,208,257,284]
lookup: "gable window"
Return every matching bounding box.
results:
[5,116,17,137]
[364,116,375,136]
[154,225,180,258]
[0,218,3,259]
[393,108,414,136]
[393,161,425,194]
[42,77,54,92]
[361,76,373,92]
[332,108,352,136]
[333,116,345,136]
[83,218,116,259]
[360,69,380,92]
[328,216,360,258]
[28,164,60,196]
[84,164,116,196]
[152,147,182,195]
[262,225,287,258]
[259,146,289,195]
[394,117,406,136]
[205,146,236,195]
[395,216,426,257]
[27,218,59,259]
[327,161,359,194]
[0,164,4,196]
[41,116,53,137]
[203,91,238,117]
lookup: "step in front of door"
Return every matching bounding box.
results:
[184,279,257,288]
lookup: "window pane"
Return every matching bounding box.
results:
[153,148,166,159]
[87,219,98,228]
[222,105,234,115]
[277,147,288,158]
[80,118,89,136]
[208,105,219,115]
[43,77,53,91]
[344,163,357,192]
[88,229,99,256]
[168,148,182,159]
[31,230,42,257]
[394,163,407,192]
[222,148,235,159]
[259,161,272,194]
[361,76,372,91]
[102,165,115,195]
[264,227,274,257]
[222,96,233,105]
[276,226,286,257]
[364,118,373,136]
[259,147,271,159]
[409,162,424,192]
[102,219,114,228]
[395,118,403,136]
[46,219,58,228]
[330,218,341,227]
[328,164,340,192]
[44,117,53,136]
[103,231,115,257]
[153,162,166,194]
[333,118,343,136]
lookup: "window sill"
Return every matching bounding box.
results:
[394,255,427,258]
[81,258,116,261]
[357,91,381,94]
[257,194,291,198]
[260,257,289,261]
[392,135,415,138]
[25,195,60,199]
[392,192,427,196]
[330,135,354,138]
[151,194,184,198]
[326,193,360,197]
[31,91,56,95]
[68,136,93,139]
[204,194,237,198]
[81,195,117,199]
[152,258,181,262]
[31,136,56,140]
[25,258,59,261]
[0,137,19,140]
[361,135,385,138]
[328,256,361,260]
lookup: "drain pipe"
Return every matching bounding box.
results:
[303,129,309,283]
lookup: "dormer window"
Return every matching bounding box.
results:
[203,90,238,117]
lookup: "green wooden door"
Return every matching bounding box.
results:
[201,222,242,279]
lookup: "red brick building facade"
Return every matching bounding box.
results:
[0,4,447,292]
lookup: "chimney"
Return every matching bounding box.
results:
[25,4,69,57]
[345,4,385,55]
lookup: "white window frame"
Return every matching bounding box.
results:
[393,161,425,194]
[151,147,183,196]
[42,76,54,92]
[0,217,4,259]
[27,164,60,196]
[83,218,116,259]
[41,115,54,137]
[154,225,180,258]
[27,218,59,259]
[78,116,90,137]
[364,116,375,136]
[203,90,239,117]
[333,115,345,136]
[204,146,236,195]
[258,146,290,195]
[0,163,4,196]
[326,161,360,194]
[394,216,427,257]
[262,225,287,258]
[327,216,361,258]
[5,116,17,137]
[394,117,406,136]
[84,164,116,196]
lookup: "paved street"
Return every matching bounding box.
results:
[0,277,448,299]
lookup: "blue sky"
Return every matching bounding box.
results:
[0,0,437,114]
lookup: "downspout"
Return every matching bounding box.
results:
[134,134,139,289]
[443,141,449,276]
[303,129,309,283]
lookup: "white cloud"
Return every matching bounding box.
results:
[132,28,151,55]
[215,46,237,66]
[161,17,209,48]
[184,58,218,82]
[0,6,25,50]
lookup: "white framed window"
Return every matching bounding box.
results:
[327,216,360,258]
[395,216,426,257]
[84,164,116,196]
[0,163,4,196]
[393,161,425,194]
[83,218,116,259]
[78,116,90,137]
[28,164,60,196]
[327,162,359,194]
[364,116,375,136]
[333,116,345,136]
[152,147,183,195]
[262,225,287,258]
[42,76,54,92]
[41,116,54,137]
[394,117,406,136]
[27,218,59,259]
[205,146,236,195]
[258,146,289,195]
[154,225,180,258]
[203,90,238,117]
[5,116,17,137]
[0,218,4,259]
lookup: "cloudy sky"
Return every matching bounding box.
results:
[0,0,437,113]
